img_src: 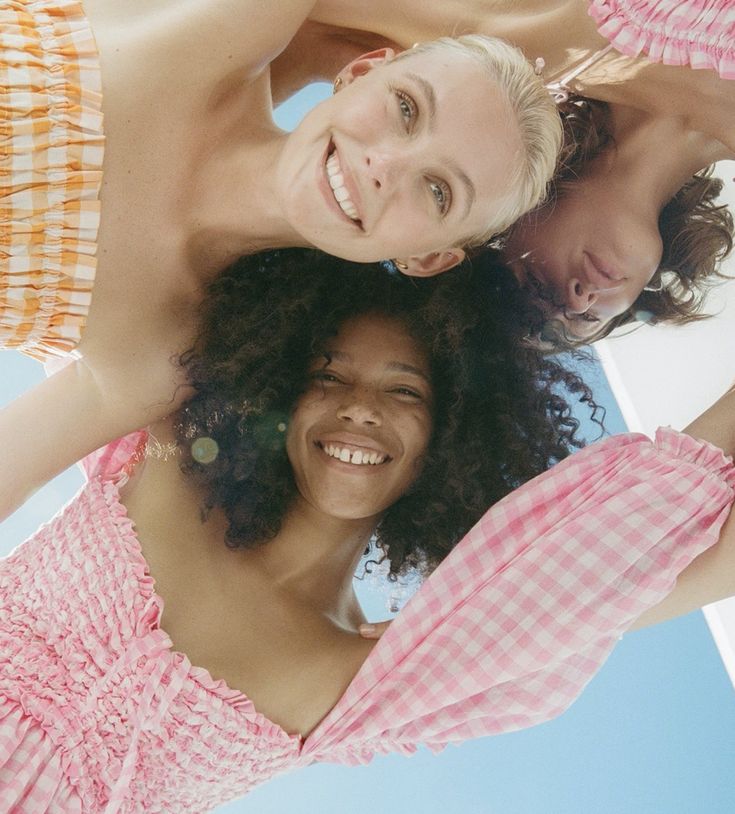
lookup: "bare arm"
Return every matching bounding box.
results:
[0,354,191,522]
[270,21,399,105]
[360,385,735,641]
[631,384,735,630]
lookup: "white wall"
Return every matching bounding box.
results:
[596,160,735,688]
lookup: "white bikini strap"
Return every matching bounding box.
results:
[545,43,615,103]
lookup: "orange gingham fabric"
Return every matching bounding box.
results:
[0,0,104,361]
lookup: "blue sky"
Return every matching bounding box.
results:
[1,83,733,813]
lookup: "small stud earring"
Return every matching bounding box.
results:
[333,76,343,93]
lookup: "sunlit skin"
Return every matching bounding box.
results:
[0,2,530,525]
[286,312,434,522]
[503,152,664,340]
[502,105,733,339]
[275,48,523,274]
[115,312,434,736]
[302,0,735,153]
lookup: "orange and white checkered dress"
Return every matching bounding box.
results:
[1,0,104,361]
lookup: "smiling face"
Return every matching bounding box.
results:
[503,151,664,341]
[285,312,433,522]
[275,47,523,274]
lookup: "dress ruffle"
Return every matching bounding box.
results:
[654,425,735,486]
[1,427,733,808]
[0,0,104,360]
[588,0,735,79]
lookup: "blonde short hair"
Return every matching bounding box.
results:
[401,35,562,244]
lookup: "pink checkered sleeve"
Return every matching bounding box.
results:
[303,428,734,765]
[79,430,149,481]
[588,0,735,79]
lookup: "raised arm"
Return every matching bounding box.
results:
[0,353,191,522]
[269,21,400,105]
[631,384,735,630]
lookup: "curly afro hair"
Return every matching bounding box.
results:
[175,248,598,578]
[498,94,733,348]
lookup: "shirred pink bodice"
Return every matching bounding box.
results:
[1,427,734,812]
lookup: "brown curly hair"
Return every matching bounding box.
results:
[501,95,733,346]
[174,248,599,578]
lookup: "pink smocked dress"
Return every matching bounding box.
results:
[588,0,735,78]
[1,427,734,812]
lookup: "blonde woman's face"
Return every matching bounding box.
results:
[276,49,523,273]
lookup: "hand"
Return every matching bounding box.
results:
[359,620,393,639]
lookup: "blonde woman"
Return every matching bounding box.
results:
[278,1,735,341]
[0,0,562,519]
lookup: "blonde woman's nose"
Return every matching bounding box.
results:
[364,148,400,191]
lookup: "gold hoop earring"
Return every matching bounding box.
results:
[393,259,409,271]
[333,76,343,94]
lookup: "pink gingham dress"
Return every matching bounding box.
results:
[1,427,733,812]
[588,0,735,78]
[0,0,104,360]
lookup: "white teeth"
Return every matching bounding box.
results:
[326,151,360,222]
[328,171,345,190]
[320,444,387,465]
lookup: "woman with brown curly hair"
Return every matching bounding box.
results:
[1,248,733,811]
[501,95,734,344]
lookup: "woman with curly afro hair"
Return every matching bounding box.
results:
[171,248,592,578]
[1,249,734,812]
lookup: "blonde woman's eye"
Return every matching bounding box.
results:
[429,180,451,215]
[394,90,417,129]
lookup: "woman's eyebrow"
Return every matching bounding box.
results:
[405,72,437,123]
[386,361,431,383]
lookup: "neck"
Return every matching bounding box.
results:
[184,99,311,277]
[241,497,377,621]
[607,106,731,209]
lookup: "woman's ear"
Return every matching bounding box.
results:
[397,249,466,278]
[334,48,397,89]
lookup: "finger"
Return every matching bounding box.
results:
[359,620,393,639]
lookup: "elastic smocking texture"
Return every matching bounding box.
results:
[0,0,104,360]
